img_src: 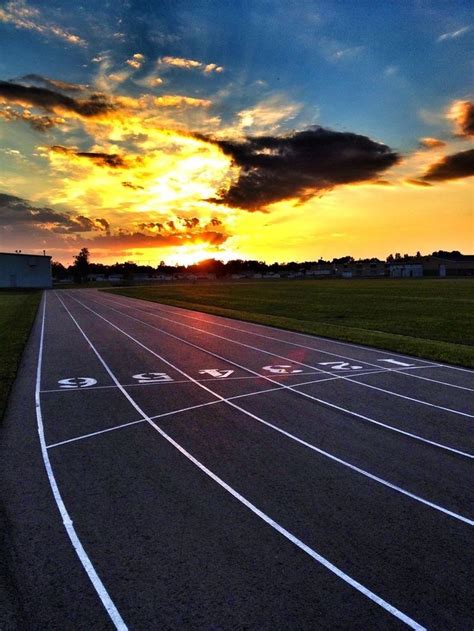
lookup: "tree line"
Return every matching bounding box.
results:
[52,248,468,283]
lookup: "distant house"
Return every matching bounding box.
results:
[422,255,474,277]
[0,252,52,288]
[389,264,423,278]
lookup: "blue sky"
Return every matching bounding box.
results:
[0,1,472,263]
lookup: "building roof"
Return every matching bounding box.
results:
[0,252,52,259]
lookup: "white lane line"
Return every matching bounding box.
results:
[99,291,474,376]
[94,294,474,417]
[56,294,427,630]
[61,292,474,523]
[35,294,127,629]
[76,294,473,459]
[163,313,472,391]
[47,418,149,449]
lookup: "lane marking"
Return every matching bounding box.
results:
[58,377,97,389]
[92,294,474,415]
[61,292,474,523]
[56,293,427,630]
[97,292,474,384]
[40,370,329,393]
[35,293,127,629]
[47,373,393,449]
[132,372,173,383]
[76,294,473,459]
[199,369,234,378]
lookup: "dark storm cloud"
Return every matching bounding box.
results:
[206,217,223,227]
[179,216,200,229]
[422,149,474,182]
[122,181,144,190]
[76,151,126,168]
[0,81,114,117]
[138,222,164,231]
[51,145,127,168]
[18,74,87,93]
[86,230,228,248]
[0,193,109,233]
[203,126,400,210]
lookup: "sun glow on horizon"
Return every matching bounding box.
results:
[164,244,241,267]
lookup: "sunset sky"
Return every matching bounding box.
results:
[0,0,472,266]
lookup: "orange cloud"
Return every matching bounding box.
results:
[447,100,474,137]
[126,53,145,69]
[419,137,447,149]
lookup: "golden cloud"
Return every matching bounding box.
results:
[447,100,474,137]
[419,137,447,149]
[160,56,224,74]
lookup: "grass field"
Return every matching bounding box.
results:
[0,291,41,421]
[105,278,474,367]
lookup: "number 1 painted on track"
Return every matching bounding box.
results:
[379,359,414,367]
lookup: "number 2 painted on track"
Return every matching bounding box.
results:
[319,361,363,371]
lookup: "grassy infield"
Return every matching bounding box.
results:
[0,279,473,420]
[0,291,42,421]
[107,278,474,368]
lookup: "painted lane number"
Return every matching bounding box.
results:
[318,361,363,371]
[58,377,97,389]
[263,365,303,374]
[199,369,234,378]
[379,359,414,367]
[133,372,174,383]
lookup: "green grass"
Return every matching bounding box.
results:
[0,290,42,421]
[105,278,474,367]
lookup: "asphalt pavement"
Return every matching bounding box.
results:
[0,288,472,630]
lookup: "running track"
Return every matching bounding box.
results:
[0,289,472,629]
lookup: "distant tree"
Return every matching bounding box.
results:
[52,261,67,280]
[431,250,462,260]
[332,256,354,264]
[386,253,394,263]
[72,247,90,283]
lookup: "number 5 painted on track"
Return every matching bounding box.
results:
[132,372,173,383]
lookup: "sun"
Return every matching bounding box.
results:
[165,244,240,267]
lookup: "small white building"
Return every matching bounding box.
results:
[389,264,423,278]
[0,252,52,288]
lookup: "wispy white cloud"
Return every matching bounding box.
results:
[0,0,86,46]
[317,38,365,63]
[384,65,399,77]
[437,25,471,42]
